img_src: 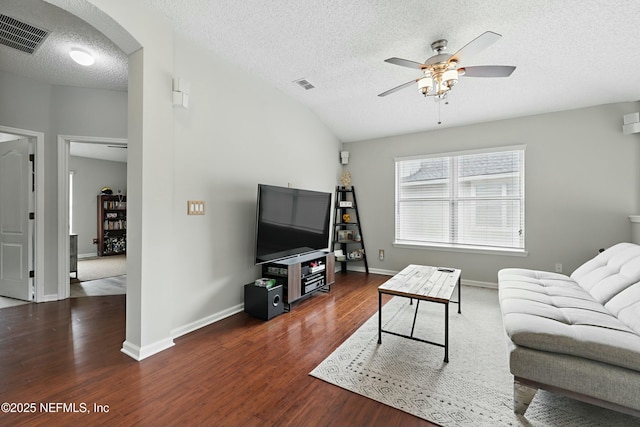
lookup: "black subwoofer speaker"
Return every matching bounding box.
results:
[244,284,284,320]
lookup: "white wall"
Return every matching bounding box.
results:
[70,155,127,255]
[343,102,640,284]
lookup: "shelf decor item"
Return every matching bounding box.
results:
[342,213,351,223]
[340,170,352,188]
[347,249,365,260]
[337,230,353,242]
[254,278,276,288]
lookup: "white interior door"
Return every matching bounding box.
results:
[0,137,33,301]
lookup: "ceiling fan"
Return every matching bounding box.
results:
[378,31,516,100]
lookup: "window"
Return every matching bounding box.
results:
[69,170,74,234]
[395,146,525,252]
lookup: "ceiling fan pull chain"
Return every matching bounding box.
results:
[438,102,442,125]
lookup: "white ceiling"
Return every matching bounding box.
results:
[2,0,640,143]
[70,141,127,163]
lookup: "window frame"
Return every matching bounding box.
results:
[393,145,527,256]
[69,170,75,234]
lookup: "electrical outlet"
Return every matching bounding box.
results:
[379,249,384,261]
[555,263,563,273]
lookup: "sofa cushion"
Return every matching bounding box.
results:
[498,268,640,372]
[570,242,640,335]
[606,282,640,336]
[570,242,640,306]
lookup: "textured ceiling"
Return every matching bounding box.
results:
[142,0,640,142]
[2,0,640,143]
[0,0,128,91]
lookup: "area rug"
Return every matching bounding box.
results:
[310,286,639,426]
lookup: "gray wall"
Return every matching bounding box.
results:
[169,32,342,329]
[343,102,640,284]
[0,27,341,331]
[12,0,640,358]
[70,155,127,256]
[0,70,127,297]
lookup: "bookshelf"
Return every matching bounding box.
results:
[97,194,127,256]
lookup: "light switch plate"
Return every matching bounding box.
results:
[187,200,205,215]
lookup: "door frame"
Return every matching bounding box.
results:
[57,135,127,299]
[0,125,45,302]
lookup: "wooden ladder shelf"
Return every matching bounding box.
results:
[332,186,368,273]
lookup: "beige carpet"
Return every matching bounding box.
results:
[0,257,126,308]
[74,254,126,282]
[310,286,639,426]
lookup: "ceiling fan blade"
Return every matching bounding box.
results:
[384,57,426,69]
[449,31,502,65]
[460,65,516,77]
[378,79,419,97]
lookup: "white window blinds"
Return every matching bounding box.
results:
[395,147,525,251]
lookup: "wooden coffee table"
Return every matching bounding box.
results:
[378,264,461,362]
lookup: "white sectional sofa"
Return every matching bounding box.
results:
[498,242,640,417]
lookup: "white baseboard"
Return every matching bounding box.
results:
[43,293,59,302]
[342,265,397,276]
[344,266,498,289]
[368,267,397,276]
[119,304,243,361]
[121,338,175,361]
[78,252,98,259]
[462,279,498,289]
[171,303,244,340]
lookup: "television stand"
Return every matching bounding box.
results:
[261,251,335,311]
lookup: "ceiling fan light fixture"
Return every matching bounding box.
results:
[70,48,95,66]
[417,78,433,96]
[442,69,458,88]
[379,31,516,103]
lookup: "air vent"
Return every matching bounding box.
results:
[293,78,315,90]
[0,14,49,54]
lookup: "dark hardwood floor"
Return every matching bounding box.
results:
[0,272,437,427]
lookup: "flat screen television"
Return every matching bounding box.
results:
[254,184,332,264]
